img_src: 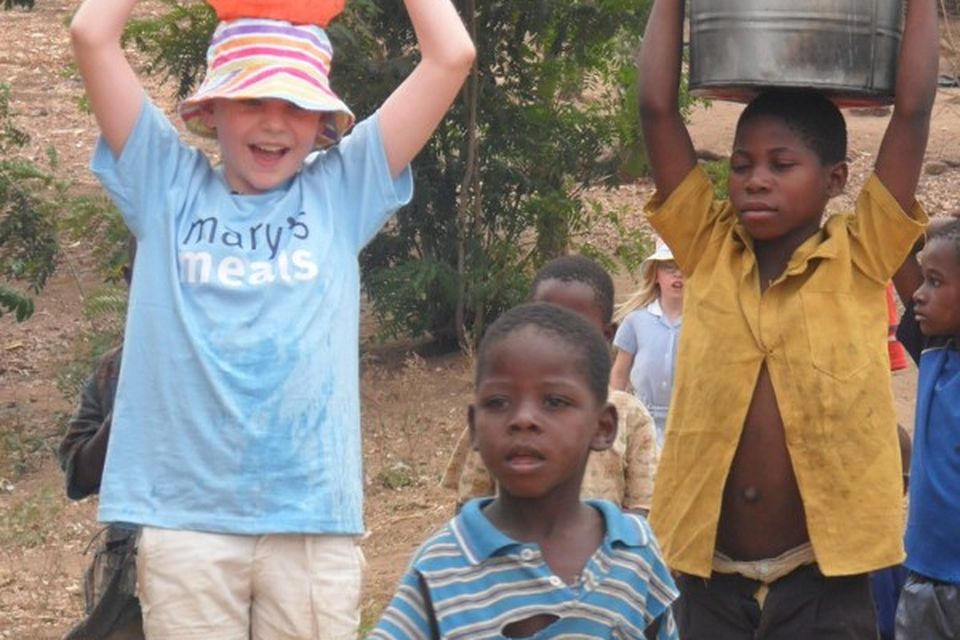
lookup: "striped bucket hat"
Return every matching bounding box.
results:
[179,18,355,149]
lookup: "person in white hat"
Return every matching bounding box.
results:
[69,0,475,636]
[610,238,684,449]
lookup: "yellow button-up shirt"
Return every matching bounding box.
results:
[647,166,926,577]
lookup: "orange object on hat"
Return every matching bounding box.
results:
[208,0,345,27]
[886,283,908,372]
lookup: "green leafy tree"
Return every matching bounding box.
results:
[122,1,690,348]
[0,83,60,321]
[350,0,658,346]
[2,0,35,10]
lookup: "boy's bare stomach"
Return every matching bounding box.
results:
[716,362,810,561]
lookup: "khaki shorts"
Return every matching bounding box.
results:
[136,527,365,640]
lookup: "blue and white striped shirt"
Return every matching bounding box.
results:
[369,499,678,639]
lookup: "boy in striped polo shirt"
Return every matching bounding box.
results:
[371,303,678,639]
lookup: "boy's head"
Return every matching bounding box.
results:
[729,90,848,243]
[179,19,354,194]
[469,302,617,499]
[914,216,960,340]
[529,255,616,341]
[737,90,847,166]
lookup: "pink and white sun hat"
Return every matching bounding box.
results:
[179,18,355,149]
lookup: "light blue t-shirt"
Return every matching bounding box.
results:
[91,99,412,535]
[613,300,681,448]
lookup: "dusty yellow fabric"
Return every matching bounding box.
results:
[647,165,926,578]
[441,389,659,510]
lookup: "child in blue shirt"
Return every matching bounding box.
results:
[70,0,474,636]
[891,215,960,638]
[372,302,678,639]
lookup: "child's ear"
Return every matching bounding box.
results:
[826,161,848,198]
[590,403,618,452]
[603,321,618,343]
[467,404,478,450]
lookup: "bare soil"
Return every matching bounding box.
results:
[1,2,958,637]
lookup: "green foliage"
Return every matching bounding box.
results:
[61,192,130,285]
[0,83,61,321]
[2,0,35,10]
[578,199,655,276]
[57,191,131,399]
[54,282,130,400]
[703,159,730,200]
[355,0,657,345]
[123,1,218,100]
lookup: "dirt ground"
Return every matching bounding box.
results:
[1,2,959,637]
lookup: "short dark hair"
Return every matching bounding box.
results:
[927,216,960,264]
[476,302,611,403]
[737,89,847,165]
[529,255,615,323]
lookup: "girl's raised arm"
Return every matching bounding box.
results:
[71,0,145,157]
[378,0,476,177]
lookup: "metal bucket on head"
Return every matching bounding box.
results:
[688,0,903,106]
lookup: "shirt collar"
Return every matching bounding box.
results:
[732,218,841,279]
[452,498,649,565]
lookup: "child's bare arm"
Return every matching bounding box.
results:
[638,0,697,199]
[892,239,923,306]
[874,0,938,213]
[70,0,144,158]
[610,350,633,391]
[379,0,476,177]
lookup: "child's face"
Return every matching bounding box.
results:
[469,327,616,500]
[201,98,322,194]
[531,280,613,341]
[729,115,846,245]
[655,260,683,304]
[913,237,960,339]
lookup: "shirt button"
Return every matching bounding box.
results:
[520,549,535,561]
[549,576,564,587]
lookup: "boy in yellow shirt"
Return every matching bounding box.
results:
[638,0,937,636]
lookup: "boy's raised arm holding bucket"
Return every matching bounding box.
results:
[638,0,937,636]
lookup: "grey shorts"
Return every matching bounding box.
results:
[895,572,960,639]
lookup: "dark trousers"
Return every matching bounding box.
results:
[894,572,960,639]
[675,564,879,640]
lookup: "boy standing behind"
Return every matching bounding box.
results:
[638,0,937,636]
[372,302,678,639]
[891,216,960,638]
[70,0,474,637]
[442,255,659,514]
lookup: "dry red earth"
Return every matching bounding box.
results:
[1,2,959,637]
